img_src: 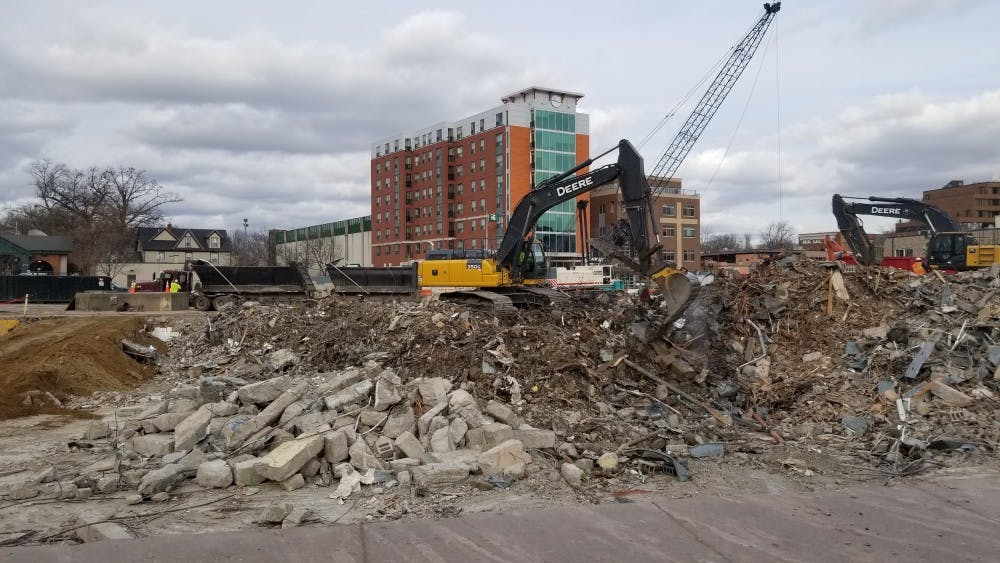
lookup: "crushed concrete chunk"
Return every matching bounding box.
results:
[561,462,584,489]
[77,522,135,542]
[137,464,184,496]
[196,459,234,488]
[394,431,426,459]
[234,458,264,487]
[381,405,416,439]
[478,439,530,478]
[324,430,350,463]
[373,369,402,411]
[129,434,175,457]
[259,502,294,524]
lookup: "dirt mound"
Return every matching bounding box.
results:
[0,317,161,419]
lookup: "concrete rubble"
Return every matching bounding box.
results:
[2,255,998,547]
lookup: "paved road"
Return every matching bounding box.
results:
[4,469,998,562]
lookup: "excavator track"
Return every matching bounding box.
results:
[439,290,517,314]
[438,286,570,314]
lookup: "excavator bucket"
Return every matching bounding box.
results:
[656,271,698,322]
[630,270,699,343]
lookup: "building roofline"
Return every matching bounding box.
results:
[500,86,585,101]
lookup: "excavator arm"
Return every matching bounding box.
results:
[832,194,964,265]
[497,139,665,281]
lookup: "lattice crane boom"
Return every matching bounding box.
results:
[649,2,781,191]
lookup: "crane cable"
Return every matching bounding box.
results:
[635,16,763,153]
[705,24,778,189]
[774,18,783,220]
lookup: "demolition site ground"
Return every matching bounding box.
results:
[0,256,997,547]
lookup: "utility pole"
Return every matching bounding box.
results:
[243,218,248,236]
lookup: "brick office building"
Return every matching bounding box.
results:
[920,180,1000,229]
[369,87,592,267]
[589,177,701,270]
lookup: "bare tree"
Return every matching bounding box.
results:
[231,228,270,266]
[104,166,181,230]
[742,233,754,250]
[759,221,795,250]
[701,233,742,253]
[8,160,183,274]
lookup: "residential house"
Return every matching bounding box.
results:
[102,225,232,288]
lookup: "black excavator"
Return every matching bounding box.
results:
[418,139,697,328]
[831,194,997,270]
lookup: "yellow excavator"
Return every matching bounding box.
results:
[417,139,697,324]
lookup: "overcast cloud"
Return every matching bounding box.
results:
[1,0,997,238]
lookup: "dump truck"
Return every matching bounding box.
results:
[130,262,316,310]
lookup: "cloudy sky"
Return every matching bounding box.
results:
[2,0,998,239]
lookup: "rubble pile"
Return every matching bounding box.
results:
[6,257,999,544]
[716,257,1000,475]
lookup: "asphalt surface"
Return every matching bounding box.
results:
[3,468,997,562]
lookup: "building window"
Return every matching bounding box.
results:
[662,204,676,217]
[683,250,695,261]
[662,225,676,237]
[683,204,696,217]
[496,113,503,126]
[683,227,696,238]
[895,248,914,257]
[665,251,676,263]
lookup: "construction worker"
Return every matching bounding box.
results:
[912,257,927,276]
[169,279,182,293]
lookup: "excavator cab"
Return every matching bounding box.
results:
[519,239,549,285]
[927,232,988,270]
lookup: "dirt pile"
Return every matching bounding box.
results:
[0,317,161,419]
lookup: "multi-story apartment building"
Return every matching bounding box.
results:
[920,180,1000,229]
[589,177,702,270]
[369,87,591,267]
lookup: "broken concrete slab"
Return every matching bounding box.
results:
[174,406,213,451]
[256,434,324,482]
[238,376,291,404]
[227,383,307,448]
[324,380,373,411]
[411,462,471,486]
[513,429,556,449]
[128,434,175,458]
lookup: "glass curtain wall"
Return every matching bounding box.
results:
[532,110,578,255]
